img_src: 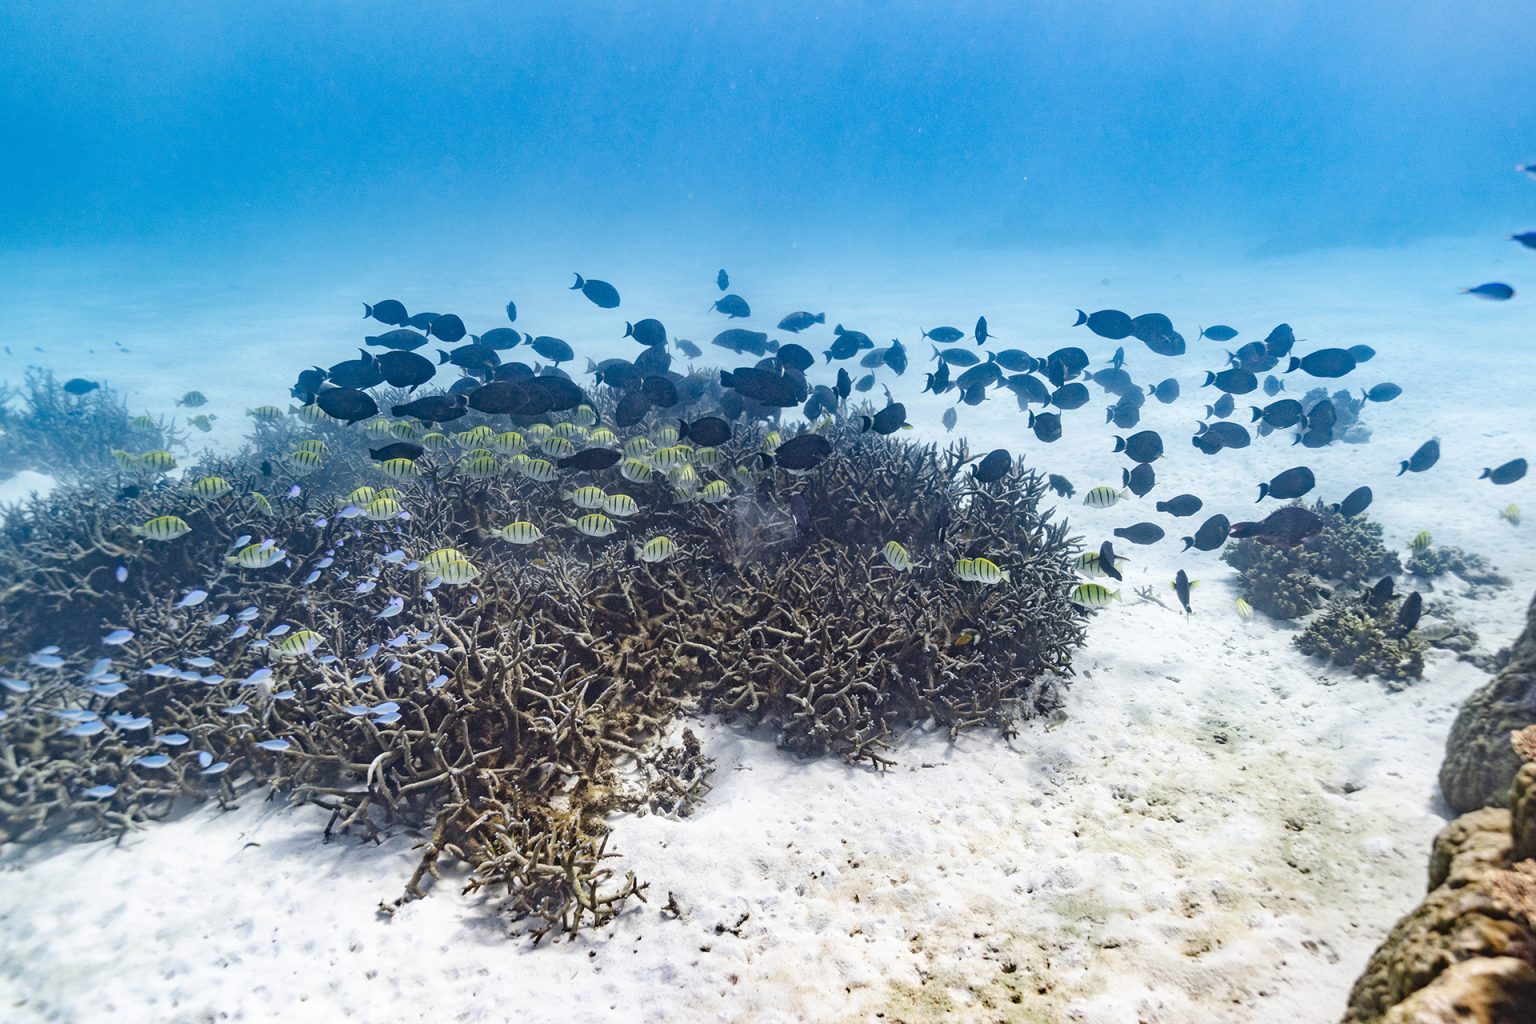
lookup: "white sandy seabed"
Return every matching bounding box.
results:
[0,235,1532,1023]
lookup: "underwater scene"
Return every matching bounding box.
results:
[3,3,1536,1022]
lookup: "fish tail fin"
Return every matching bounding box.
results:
[1479,467,1491,479]
[1250,406,1262,422]
[1181,537,1193,551]
[1112,436,1126,453]
[1257,484,1268,501]
[1073,309,1087,327]
[1202,371,1215,386]
[624,322,634,338]
[1397,461,1409,476]
[363,303,372,318]
[815,312,825,324]
[570,273,584,290]
[437,351,449,364]
[1286,357,1300,373]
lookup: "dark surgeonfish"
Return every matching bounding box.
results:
[375,350,436,390]
[572,273,621,308]
[1263,324,1296,359]
[1204,368,1257,394]
[1251,399,1304,429]
[1347,344,1376,363]
[438,343,500,377]
[1182,514,1230,552]
[1155,493,1202,517]
[559,448,622,472]
[1114,430,1163,464]
[1257,466,1315,501]
[1398,438,1440,476]
[717,268,729,291]
[1362,382,1401,403]
[861,402,908,435]
[675,338,703,359]
[971,448,1012,483]
[1131,313,1185,357]
[1114,522,1165,545]
[1199,325,1238,342]
[934,346,981,367]
[777,311,825,332]
[1263,374,1285,396]
[365,328,429,351]
[974,316,992,346]
[1047,474,1075,498]
[291,367,326,403]
[1334,485,1373,517]
[922,326,965,343]
[364,299,409,326]
[775,343,815,373]
[1074,308,1134,340]
[476,328,522,350]
[328,352,385,390]
[1481,458,1527,485]
[1099,540,1123,581]
[1286,348,1356,378]
[392,393,469,424]
[1148,378,1180,404]
[63,378,100,395]
[714,328,772,356]
[369,441,424,463]
[1028,410,1063,443]
[316,387,378,424]
[531,336,575,363]
[771,433,833,472]
[678,416,733,447]
[505,299,517,323]
[1394,591,1424,635]
[1229,506,1323,547]
[1050,382,1090,410]
[625,318,668,347]
[1463,282,1514,300]
[1192,420,1250,454]
[1172,569,1194,615]
[429,313,467,343]
[1123,462,1155,498]
[712,294,751,318]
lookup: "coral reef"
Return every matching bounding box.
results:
[0,377,1086,941]
[0,368,180,481]
[1223,500,1402,619]
[1442,591,1536,814]
[1408,545,1512,590]
[1342,734,1536,1023]
[1294,591,1428,685]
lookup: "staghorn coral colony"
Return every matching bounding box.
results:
[0,360,1085,942]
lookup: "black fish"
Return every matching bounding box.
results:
[1114,430,1163,464]
[1363,576,1394,608]
[527,376,587,413]
[504,300,517,323]
[772,433,833,471]
[1204,367,1258,394]
[327,353,384,390]
[1113,522,1165,546]
[1263,324,1296,359]
[1263,375,1284,397]
[634,346,671,376]
[884,339,908,375]
[922,326,965,343]
[1200,325,1238,342]
[934,346,981,367]
[1050,382,1090,410]
[1045,347,1090,382]
[862,402,907,435]
[364,299,409,326]
[679,416,732,447]
[531,336,575,364]
[404,312,440,331]
[956,362,1003,391]
[1131,313,1185,357]
[1481,458,1527,485]
[291,367,326,403]
[1347,345,1376,363]
[1099,540,1123,581]
[467,380,531,415]
[721,366,803,407]
[1204,393,1235,419]
[375,350,436,390]
[1028,410,1063,443]
[971,448,1012,484]
[1258,466,1316,501]
[1003,373,1049,407]
[1398,439,1440,476]
[777,311,824,332]
[614,390,651,427]
[429,313,467,343]
[316,387,378,424]
[1362,383,1401,403]
[835,367,852,399]
[992,349,1036,373]
[974,316,992,346]
[1335,485,1373,518]
[712,294,751,318]
[1172,569,1193,615]
[559,447,622,472]
[717,268,729,292]
[714,328,772,356]
[1286,349,1357,378]
[1091,367,1135,396]
[438,343,500,376]
[641,375,679,409]
[1193,420,1250,454]
[675,338,703,359]
[1394,591,1423,636]
[1229,506,1323,546]
[1074,308,1134,340]
[1123,462,1156,498]
[1148,378,1180,404]
[776,343,815,373]
[477,327,522,351]
[369,442,424,463]
[365,328,429,351]
[1047,474,1075,499]
[1110,346,1125,369]
[391,393,469,424]
[62,378,99,395]
[1106,396,1142,429]
[587,358,641,390]
[1155,494,1203,517]
[572,274,621,308]
[1182,514,1231,552]
[959,382,987,406]
[1251,399,1304,429]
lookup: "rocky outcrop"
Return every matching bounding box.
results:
[1343,742,1536,1023]
[1440,593,1536,813]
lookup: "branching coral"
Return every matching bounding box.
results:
[0,368,181,480]
[1294,592,1428,685]
[0,377,1087,941]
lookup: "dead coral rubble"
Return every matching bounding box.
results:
[0,387,1085,942]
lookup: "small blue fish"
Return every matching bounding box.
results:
[102,629,134,646]
[256,738,292,753]
[360,643,381,659]
[175,590,209,608]
[316,557,334,569]
[115,566,128,583]
[84,657,113,680]
[312,517,328,529]
[286,485,301,499]
[233,534,252,549]
[231,623,251,638]
[386,659,402,674]
[1,677,32,693]
[236,606,260,621]
[353,673,374,683]
[81,784,117,799]
[376,596,405,619]
[381,549,407,564]
[429,674,449,689]
[201,761,230,775]
[370,701,400,715]
[373,712,402,725]
[195,750,213,768]
[302,570,322,585]
[343,705,371,716]
[201,674,225,685]
[424,643,449,653]
[387,633,410,649]
[89,682,129,698]
[29,651,65,669]
[144,663,179,678]
[315,654,339,664]
[354,580,377,595]
[135,754,172,769]
[336,504,364,519]
[220,703,249,715]
[266,624,291,637]
[208,613,230,625]
[185,656,217,668]
[272,689,297,701]
[177,669,203,682]
[243,668,273,685]
[110,715,152,730]
[52,708,94,721]
[156,732,190,746]
[66,720,106,737]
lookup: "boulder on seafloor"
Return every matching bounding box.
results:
[1340,744,1536,1023]
[1440,591,1536,813]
